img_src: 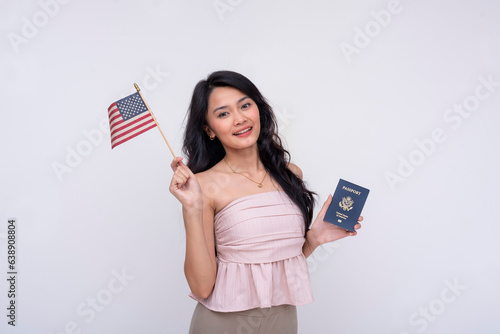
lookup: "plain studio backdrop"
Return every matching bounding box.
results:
[1,0,499,333]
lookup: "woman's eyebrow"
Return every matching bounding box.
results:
[212,96,249,113]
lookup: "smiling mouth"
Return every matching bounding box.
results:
[234,127,252,135]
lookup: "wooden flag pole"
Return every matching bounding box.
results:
[134,83,176,158]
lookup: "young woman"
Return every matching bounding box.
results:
[169,71,363,334]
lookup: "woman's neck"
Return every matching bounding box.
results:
[223,147,263,173]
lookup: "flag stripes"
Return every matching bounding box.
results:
[107,92,157,149]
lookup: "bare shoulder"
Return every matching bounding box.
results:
[193,162,227,206]
[190,169,211,207]
[194,169,217,197]
[287,162,303,180]
[193,169,211,187]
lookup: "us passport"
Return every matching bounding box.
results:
[324,179,370,232]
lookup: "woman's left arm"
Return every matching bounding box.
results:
[287,162,363,258]
[302,194,363,258]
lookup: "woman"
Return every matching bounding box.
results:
[169,71,363,334]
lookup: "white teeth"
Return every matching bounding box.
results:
[234,127,251,135]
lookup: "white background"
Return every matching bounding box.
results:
[1,0,499,333]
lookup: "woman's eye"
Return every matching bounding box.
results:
[217,112,228,118]
[241,103,251,109]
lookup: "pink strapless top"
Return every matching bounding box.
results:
[189,191,314,312]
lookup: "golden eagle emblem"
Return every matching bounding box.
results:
[339,196,354,211]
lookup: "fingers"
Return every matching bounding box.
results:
[171,157,197,179]
[318,194,333,218]
[170,168,189,192]
[175,165,191,182]
[169,158,198,196]
[170,156,184,172]
[170,162,189,191]
[354,216,363,231]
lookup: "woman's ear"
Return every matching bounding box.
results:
[203,125,215,140]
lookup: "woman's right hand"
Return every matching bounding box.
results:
[169,156,202,210]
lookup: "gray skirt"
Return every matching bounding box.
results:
[188,302,298,334]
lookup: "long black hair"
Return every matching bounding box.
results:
[183,70,316,233]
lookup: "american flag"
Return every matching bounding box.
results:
[107,92,157,149]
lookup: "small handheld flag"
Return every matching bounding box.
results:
[107,84,175,157]
[108,91,156,149]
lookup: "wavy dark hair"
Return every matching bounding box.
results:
[183,70,316,233]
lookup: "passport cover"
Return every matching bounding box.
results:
[324,179,370,232]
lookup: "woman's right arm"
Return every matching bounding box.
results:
[169,157,217,299]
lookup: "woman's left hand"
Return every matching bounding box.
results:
[307,194,363,250]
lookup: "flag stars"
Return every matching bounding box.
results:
[116,93,148,121]
[107,91,157,149]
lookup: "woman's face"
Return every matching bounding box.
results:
[205,86,260,152]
